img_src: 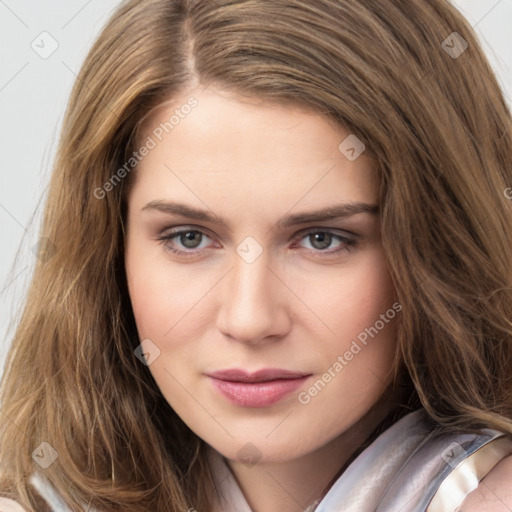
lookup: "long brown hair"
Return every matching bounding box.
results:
[1,0,512,510]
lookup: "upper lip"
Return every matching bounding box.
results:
[207,368,311,383]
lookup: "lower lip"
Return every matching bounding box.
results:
[209,376,310,407]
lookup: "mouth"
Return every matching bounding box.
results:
[206,368,312,407]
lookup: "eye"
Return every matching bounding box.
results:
[294,229,357,255]
[156,228,215,256]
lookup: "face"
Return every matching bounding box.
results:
[124,86,399,463]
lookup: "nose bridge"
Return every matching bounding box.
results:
[228,247,274,313]
[217,244,288,343]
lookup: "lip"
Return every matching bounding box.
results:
[207,368,312,407]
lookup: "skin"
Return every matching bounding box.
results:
[458,455,512,511]
[123,86,512,511]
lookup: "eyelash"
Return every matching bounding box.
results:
[156,227,357,258]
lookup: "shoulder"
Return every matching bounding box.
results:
[459,453,512,511]
[0,497,27,512]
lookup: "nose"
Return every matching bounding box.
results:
[215,250,291,346]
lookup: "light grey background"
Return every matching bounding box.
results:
[1,0,512,378]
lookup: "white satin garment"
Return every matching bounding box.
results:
[207,408,512,512]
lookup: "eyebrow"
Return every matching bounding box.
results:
[142,200,379,229]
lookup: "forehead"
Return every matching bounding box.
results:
[130,87,379,208]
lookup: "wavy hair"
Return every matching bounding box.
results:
[1,0,512,510]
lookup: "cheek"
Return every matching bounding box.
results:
[125,255,169,339]
[342,252,397,337]
[125,240,207,341]
[296,255,398,428]
[307,248,398,383]
[296,247,397,345]
[124,245,205,407]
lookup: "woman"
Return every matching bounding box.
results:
[1,0,512,510]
